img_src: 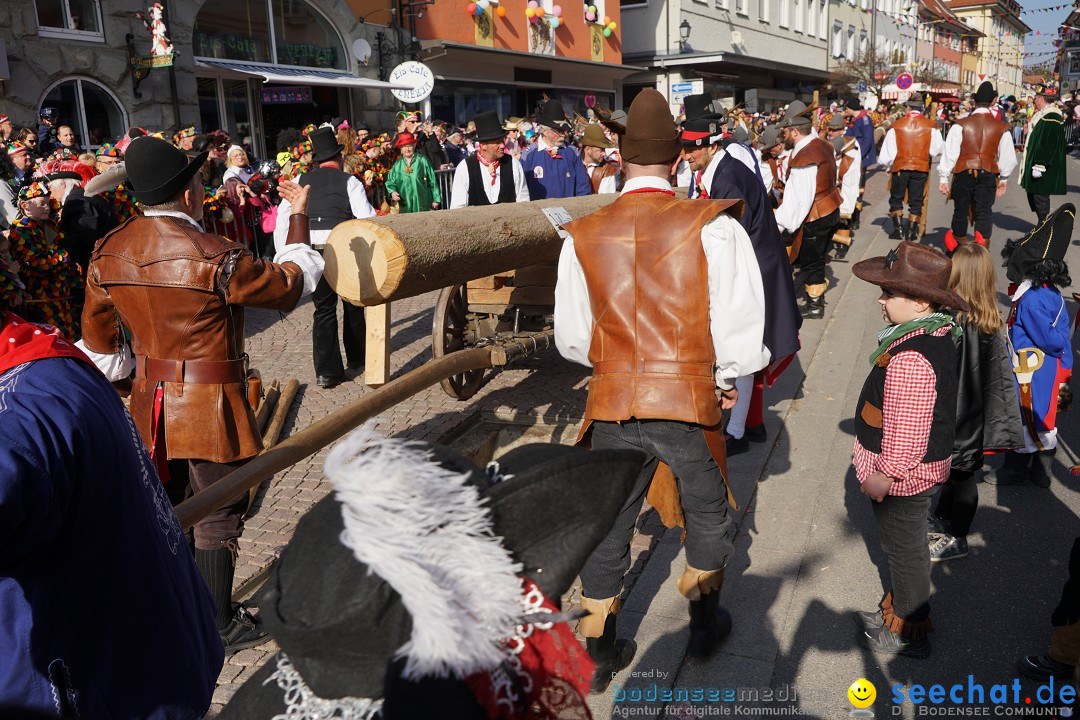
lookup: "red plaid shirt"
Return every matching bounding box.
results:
[853,326,953,496]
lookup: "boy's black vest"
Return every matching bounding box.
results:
[854,331,958,462]
[465,155,516,206]
[298,167,353,230]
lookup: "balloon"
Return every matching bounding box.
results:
[530,14,538,21]
[608,21,616,29]
[467,3,476,12]
[603,26,611,36]
[528,0,538,7]
[478,0,489,8]
[526,7,535,16]
[553,4,562,14]
[497,5,506,15]
[536,6,545,16]
[604,15,610,24]
[588,5,596,12]
[586,11,596,20]
[475,4,484,13]
[550,16,560,26]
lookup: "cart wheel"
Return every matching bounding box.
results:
[432,284,484,400]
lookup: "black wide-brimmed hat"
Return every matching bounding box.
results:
[603,88,682,165]
[219,425,643,719]
[906,92,926,108]
[473,111,506,143]
[853,241,970,312]
[759,124,783,149]
[974,81,997,104]
[125,136,208,206]
[310,126,346,163]
[537,99,571,131]
[1002,204,1075,284]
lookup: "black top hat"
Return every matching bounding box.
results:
[124,136,208,206]
[537,99,571,131]
[219,426,644,719]
[310,126,346,163]
[680,93,724,147]
[1002,204,1075,284]
[472,111,506,143]
[973,81,997,104]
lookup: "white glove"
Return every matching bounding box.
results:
[1032,164,1045,179]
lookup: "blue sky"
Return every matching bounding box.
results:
[1021,1,1072,70]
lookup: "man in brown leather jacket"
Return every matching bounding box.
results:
[938,81,1018,250]
[77,136,324,654]
[555,89,769,692]
[877,93,944,242]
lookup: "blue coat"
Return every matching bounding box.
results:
[1009,285,1074,433]
[846,113,877,168]
[0,356,223,718]
[521,144,591,199]
[700,152,802,362]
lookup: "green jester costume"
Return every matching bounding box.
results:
[1020,94,1067,225]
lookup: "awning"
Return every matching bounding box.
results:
[195,59,410,90]
[879,84,958,100]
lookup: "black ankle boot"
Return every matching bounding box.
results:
[687,590,733,659]
[194,547,268,654]
[906,218,922,242]
[586,614,636,693]
[799,295,824,319]
[889,215,903,240]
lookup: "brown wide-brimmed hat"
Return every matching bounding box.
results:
[853,241,970,312]
[778,100,813,128]
[580,123,614,149]
[602,88,681,165]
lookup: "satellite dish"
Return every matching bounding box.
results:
[353,38,372,65]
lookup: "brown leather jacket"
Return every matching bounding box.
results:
[81,214,310,463]
[955,113,1010,174]
[788,137,843,221]
[891,114,936,173]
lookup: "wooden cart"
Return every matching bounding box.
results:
[432,261,557,399]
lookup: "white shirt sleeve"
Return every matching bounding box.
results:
[996,131,1018,181]
[553,236,594,367]
[937,123,964,185]
[929,128,945,158]
[347,176,376,219]
[774,165,815,234]
[598,173,617,194]
[273,242,325,297]
[273,197,292,255]
[74,338,134,382]
[450,161,470,209]
[758,152,774,194]
[877,129,897,171]
[840,150,862,216]
[702,214,770,389]
[513,159,531,202]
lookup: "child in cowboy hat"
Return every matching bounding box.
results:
[851,241,968,658]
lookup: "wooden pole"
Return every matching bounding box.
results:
[365,304,392,387]
[174,347,495,531]
[255,379,280,434]
[262,379,299,448]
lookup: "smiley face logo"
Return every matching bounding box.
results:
[848,678,876,709]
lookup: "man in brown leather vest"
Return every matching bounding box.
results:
[554,88,769,692]
[580,123,621,194]
[775,100,844,320]
[826,115,862,260]
[877,93,944,242]
[78,137,324,654]
[937,81,1018,250]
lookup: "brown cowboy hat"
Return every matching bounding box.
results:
[580,123,614,149]
[602,88,680,165]
[852,241,970,313]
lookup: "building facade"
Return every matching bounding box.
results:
[946,0,1029,98]
[827,0,872,71]
[0,0,403,159]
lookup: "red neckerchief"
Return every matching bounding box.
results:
[694,170,710,199]
[856,110,869,121]
[477,152,500,186]
[0,311,93,376]
[465,578,594,720]
[318,161,340,169]
[542,142,561,160]
[905,111,923,118]
[623,186,676,197]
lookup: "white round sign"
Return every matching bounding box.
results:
[389,61,435,104]
[352,38,372,64]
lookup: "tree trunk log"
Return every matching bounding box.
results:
[323,194,619,306]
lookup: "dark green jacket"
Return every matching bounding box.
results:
[1020,106,1067,195]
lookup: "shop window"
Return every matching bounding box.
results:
[35,0,104,41]
[39,77,127,150]
[194,0,345,69]
[272,0,345,69]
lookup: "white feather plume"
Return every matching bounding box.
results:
[326,424,524,682]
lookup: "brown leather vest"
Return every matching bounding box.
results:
[564,193,741,428]
[892,114,935,173]
[83,216,305,462]
[588,161,618,194]
[955,113,1010,174]
[838,139,858,179]
[788,137,843,221]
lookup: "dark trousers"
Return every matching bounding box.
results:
[932,468,977,537]
[794,209,840,288]
[165,458,249,550]
[579,419,735,600]
[888,170,929,216]
[1027,192,1051,226]
[951,170,998,239]
[312,274,365,378]
[872,486,937,622]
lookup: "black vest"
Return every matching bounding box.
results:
[465,155,516,206]
[298,167,353,230]
[854,331,958,463]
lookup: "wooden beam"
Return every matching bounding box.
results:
[365,302,391,387]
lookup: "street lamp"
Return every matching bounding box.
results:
[679,19,692,52]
